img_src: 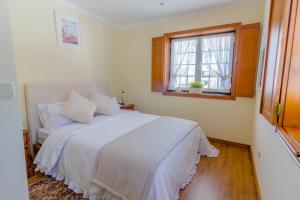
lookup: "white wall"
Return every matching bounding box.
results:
[6,0,300,199]
[9,1,264,145]
[0,0,28,199]
[9,0,120,127]
[111,3,264,145]
[252,0,300,199]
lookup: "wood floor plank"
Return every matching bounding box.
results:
[179,142,258,200]
[28,172,44,184]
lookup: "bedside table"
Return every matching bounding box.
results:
[33,143,41,155]
[23,129,33,177]
[120,104,135,110]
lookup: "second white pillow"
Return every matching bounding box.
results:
[91,92,121,116]
[61,91,97,123]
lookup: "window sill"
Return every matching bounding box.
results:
[163,91,235,100]
[277,127,300,167]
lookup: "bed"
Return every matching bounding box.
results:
[26,82,219,200]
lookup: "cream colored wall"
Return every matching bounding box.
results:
[9,0,300,197]
[252,101,300,200]
[111,3,264,145]
[10,0,264,145]
[252,0,300,199]
[9,0,119,126]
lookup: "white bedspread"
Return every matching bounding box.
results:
[34,111,219,200]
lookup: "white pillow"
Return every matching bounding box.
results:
[91,92,121,116]
[37,102,74,130]
[61,91,97,123]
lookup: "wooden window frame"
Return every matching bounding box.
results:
[261,0,300,166]
[260,0,290,124]
[152,37,166,92]
[275,0,300,166]
[162,23,242,100]
[235,23,261,97]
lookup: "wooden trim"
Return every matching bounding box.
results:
[163,91,235,100]
[275,0,300,168]
[235,23,261,97]
[278,0,297,127]
[276,128,300,168]
[230,25,241,99]
[260,0,292,124]
[163,36,171,92]
[250,147,262,200]
[274,0,292,111]
[260,0,276,123]
[207,137,250,149]
[277,127,300,157]
[151,36,165,92]
[164,22,242,39]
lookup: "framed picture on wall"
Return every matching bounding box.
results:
[55,11,80,48]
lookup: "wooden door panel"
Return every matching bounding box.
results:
[261,0,291,124]
[236,23,260,97]
[283,1,300,128]
[152,37,165,92]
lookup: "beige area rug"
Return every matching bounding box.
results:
[29,176,85,200]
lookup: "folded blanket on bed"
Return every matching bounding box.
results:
[90,116,198,200]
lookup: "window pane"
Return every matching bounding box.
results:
[209,77,219,89]
[169,37,198,90]
[189,53,196,64]
[174,54,182,65]
[210,63,218,73]
[201,77,209,88]
[188,77,195,85]
[180,65,188,76]
[202,71,210,77]
[182,54,189,65]
[199,32,235,93]
[202,52,210,64]
[169,32,235,93]
[188,65,195,76]
[173,38,197,53]
[179,77,187,88]
[202,64,209,72]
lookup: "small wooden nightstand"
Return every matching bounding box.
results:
[33,143,41,155]
[23,129,33,177]
[120,104,135,110]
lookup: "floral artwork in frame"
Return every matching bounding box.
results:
[55,11,80,48]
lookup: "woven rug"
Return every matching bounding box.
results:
[29,176,85,200]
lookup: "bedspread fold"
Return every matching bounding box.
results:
[90,117,198,200]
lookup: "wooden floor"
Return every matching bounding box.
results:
[29,141,258,200]
[179,141,258,200]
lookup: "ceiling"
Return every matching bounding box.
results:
[58,0,263,27]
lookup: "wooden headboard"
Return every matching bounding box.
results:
[25,81,110,148]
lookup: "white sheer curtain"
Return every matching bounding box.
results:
[168,37,198,91]
[168,32,235,93]
[201,32,235,93]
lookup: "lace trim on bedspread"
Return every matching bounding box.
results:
[35,152,205,200]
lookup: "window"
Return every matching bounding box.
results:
[168,32,235,94]
[261,0,300,165]
[151,22,260,100]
